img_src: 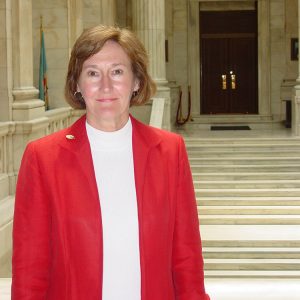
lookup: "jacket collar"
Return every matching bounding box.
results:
[59,114,162,153]
[58,114,162,202]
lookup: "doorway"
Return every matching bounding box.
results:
[200,10,258,114]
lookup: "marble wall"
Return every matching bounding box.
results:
[270,0,286,119]
[269,0,297,120]
[116,0,131,28]
[32,0,69,109]
[83,0,102,28]
[83,0,116,29]
[284,0,298,80]
[168,0,189,115]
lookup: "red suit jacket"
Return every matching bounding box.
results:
[12,115,210,300]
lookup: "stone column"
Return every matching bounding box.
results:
[68,0,83,54]
[132,0,167,85]
[132,0,171,130]
[11,0,49,182]
[101,0,116,25]
[292,0,300,135]
[11,0,45,121]
[0,0,13,121]
[258,0,271,117]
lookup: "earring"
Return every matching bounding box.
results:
[132,90,139,98]
[74,91,84,102]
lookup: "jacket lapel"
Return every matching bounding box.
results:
[61,115,161,210]
[131,116,162,300]
[57,115,103,298]
[59,116,100,202]
[131,116,162,214]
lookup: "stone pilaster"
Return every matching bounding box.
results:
[11,0,49,181]
[132,0,171,130]
[0,0,13,121]
[292,0,300,135]
[11,0,45,121]
[101,0,116,25]
[68,0,83,53]
[132,0,167,85]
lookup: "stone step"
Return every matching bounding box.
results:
[188,150,300,158]
[195,188,300,197]
[189,157,300,165]
[204,259,300,271]
[200,225,300,244]
[202,240,300,248]
[199,215,300,225]
[203,240,300,248]
[200,225,300,277]
[185,133,300,278]
[194,180,300,189]
[192,172,300,180]
[204,270,300,278]
[186,115,274,125]
[184,137,300,145]
[198,206,300,215]
[191,164,300,172]
[187,145,300,152]
[203,247,300,259]
[201,238,300,247]
[197,197,300,206]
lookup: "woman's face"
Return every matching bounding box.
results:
[77,40,139,131]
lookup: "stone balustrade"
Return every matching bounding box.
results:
[149,98,165,129]
[0,123,14,179]
[0,122,15,277]
[0,107,85,277]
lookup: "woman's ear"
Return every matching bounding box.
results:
[133,78,140,92]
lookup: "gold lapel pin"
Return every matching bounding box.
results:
[66,134,75,140]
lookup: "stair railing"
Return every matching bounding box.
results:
[176,85,191,125]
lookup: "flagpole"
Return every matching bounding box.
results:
[39,15,49,110]
[40,16,43,43]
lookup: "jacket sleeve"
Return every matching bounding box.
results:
[12,142,51,299]
[172,137,210,300]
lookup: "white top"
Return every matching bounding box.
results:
[86,119,141,300]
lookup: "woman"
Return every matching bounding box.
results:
[12,25,210,300]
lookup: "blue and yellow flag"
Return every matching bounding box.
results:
[39,22,49,109]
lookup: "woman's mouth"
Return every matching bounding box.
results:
[96,98,117,103]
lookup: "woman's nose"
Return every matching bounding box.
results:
[100,74,112,92]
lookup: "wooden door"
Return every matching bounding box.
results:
[200,10,258,114]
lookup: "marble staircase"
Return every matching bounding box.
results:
[184,136,300,278]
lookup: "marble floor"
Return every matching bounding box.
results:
[1,278,300,300]
[175,123,295,139]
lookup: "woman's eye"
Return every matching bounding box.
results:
[112,69,123,76]
[88,71,98,77]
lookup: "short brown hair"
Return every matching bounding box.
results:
[65,25,156,109]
